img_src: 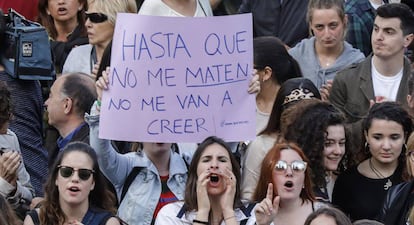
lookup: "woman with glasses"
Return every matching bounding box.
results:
[282,100,351,203]
[247,142,327,225]
[377,132,414,225]
[241,78,321,201]
[62,0,137,78]
[154,136,255,225]
[23,141,120,225]
[332,102,412,221]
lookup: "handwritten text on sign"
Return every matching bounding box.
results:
[99,14,255,143]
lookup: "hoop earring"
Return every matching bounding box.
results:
[364,142,370,154]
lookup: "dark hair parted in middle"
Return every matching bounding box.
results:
[184,136,242,210]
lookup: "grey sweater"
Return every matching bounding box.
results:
[289,37,365,89]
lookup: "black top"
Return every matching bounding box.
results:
[50,24,88,74]
[332,164,403,221]
[378,181,414,225]
[238,0,309,47]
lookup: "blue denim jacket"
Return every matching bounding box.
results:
[86,111,188,225]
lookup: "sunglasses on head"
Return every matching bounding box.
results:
[85,12,108,23]
[274,160,307,173]
[58,165,95,181]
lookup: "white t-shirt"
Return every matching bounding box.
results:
[138,0,213,17]
[372,59,403,102]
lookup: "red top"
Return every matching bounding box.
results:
[0,0,39,21]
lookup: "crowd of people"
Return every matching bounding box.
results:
[0,0,412,225]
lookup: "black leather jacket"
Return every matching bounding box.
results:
[377,181,414,225]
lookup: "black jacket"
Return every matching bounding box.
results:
[48,123,90,169]
[377,181,414,225]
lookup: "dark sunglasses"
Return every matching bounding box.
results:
[85,12,108,23]
[58,165,95,181]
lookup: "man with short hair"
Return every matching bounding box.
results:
[44,73,97,165]
[330,3,414,154]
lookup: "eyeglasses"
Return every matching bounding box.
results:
[274,160,307,173]
[58,165,95,181]
[85,12,108,23]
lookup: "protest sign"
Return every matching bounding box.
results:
[99,13,255,143]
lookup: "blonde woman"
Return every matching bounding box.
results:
[62,0,137,78]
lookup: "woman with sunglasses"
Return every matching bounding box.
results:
[247,142,327,225]
[23,141,120,225]
[38,0,89,74]
[377,132,414,225]
[241,78,321,201]
[332,102,412,221]
[155,136,255,225]
[62,0,137,78]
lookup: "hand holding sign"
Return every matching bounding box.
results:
[99,14,255,143]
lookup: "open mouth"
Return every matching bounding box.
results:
[69,187,80,192]
[58,7,67,13]
[284,181,293,188]
[210,174,219,183]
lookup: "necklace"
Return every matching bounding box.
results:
[369,158,393,190]
[369,158,385,178]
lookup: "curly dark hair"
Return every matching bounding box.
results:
[283,100,349,188]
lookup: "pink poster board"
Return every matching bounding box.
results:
[99,13,255,143]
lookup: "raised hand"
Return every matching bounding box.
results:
[254,183,280,225]
[196,169,211,218]
[248,73,260,94]
[95,66,110,101]
[0,150,21,185]
[219,167,236,215]
[320,79,333,102]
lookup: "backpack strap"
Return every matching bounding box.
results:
[240,203,255,217]
[239,203,256,225]
[176,204,187,219]
[120,167,145,202]
[27,210,40,225]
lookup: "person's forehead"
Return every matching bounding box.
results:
[374,16,402,30]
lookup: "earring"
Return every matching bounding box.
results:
[364,142,370,154]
